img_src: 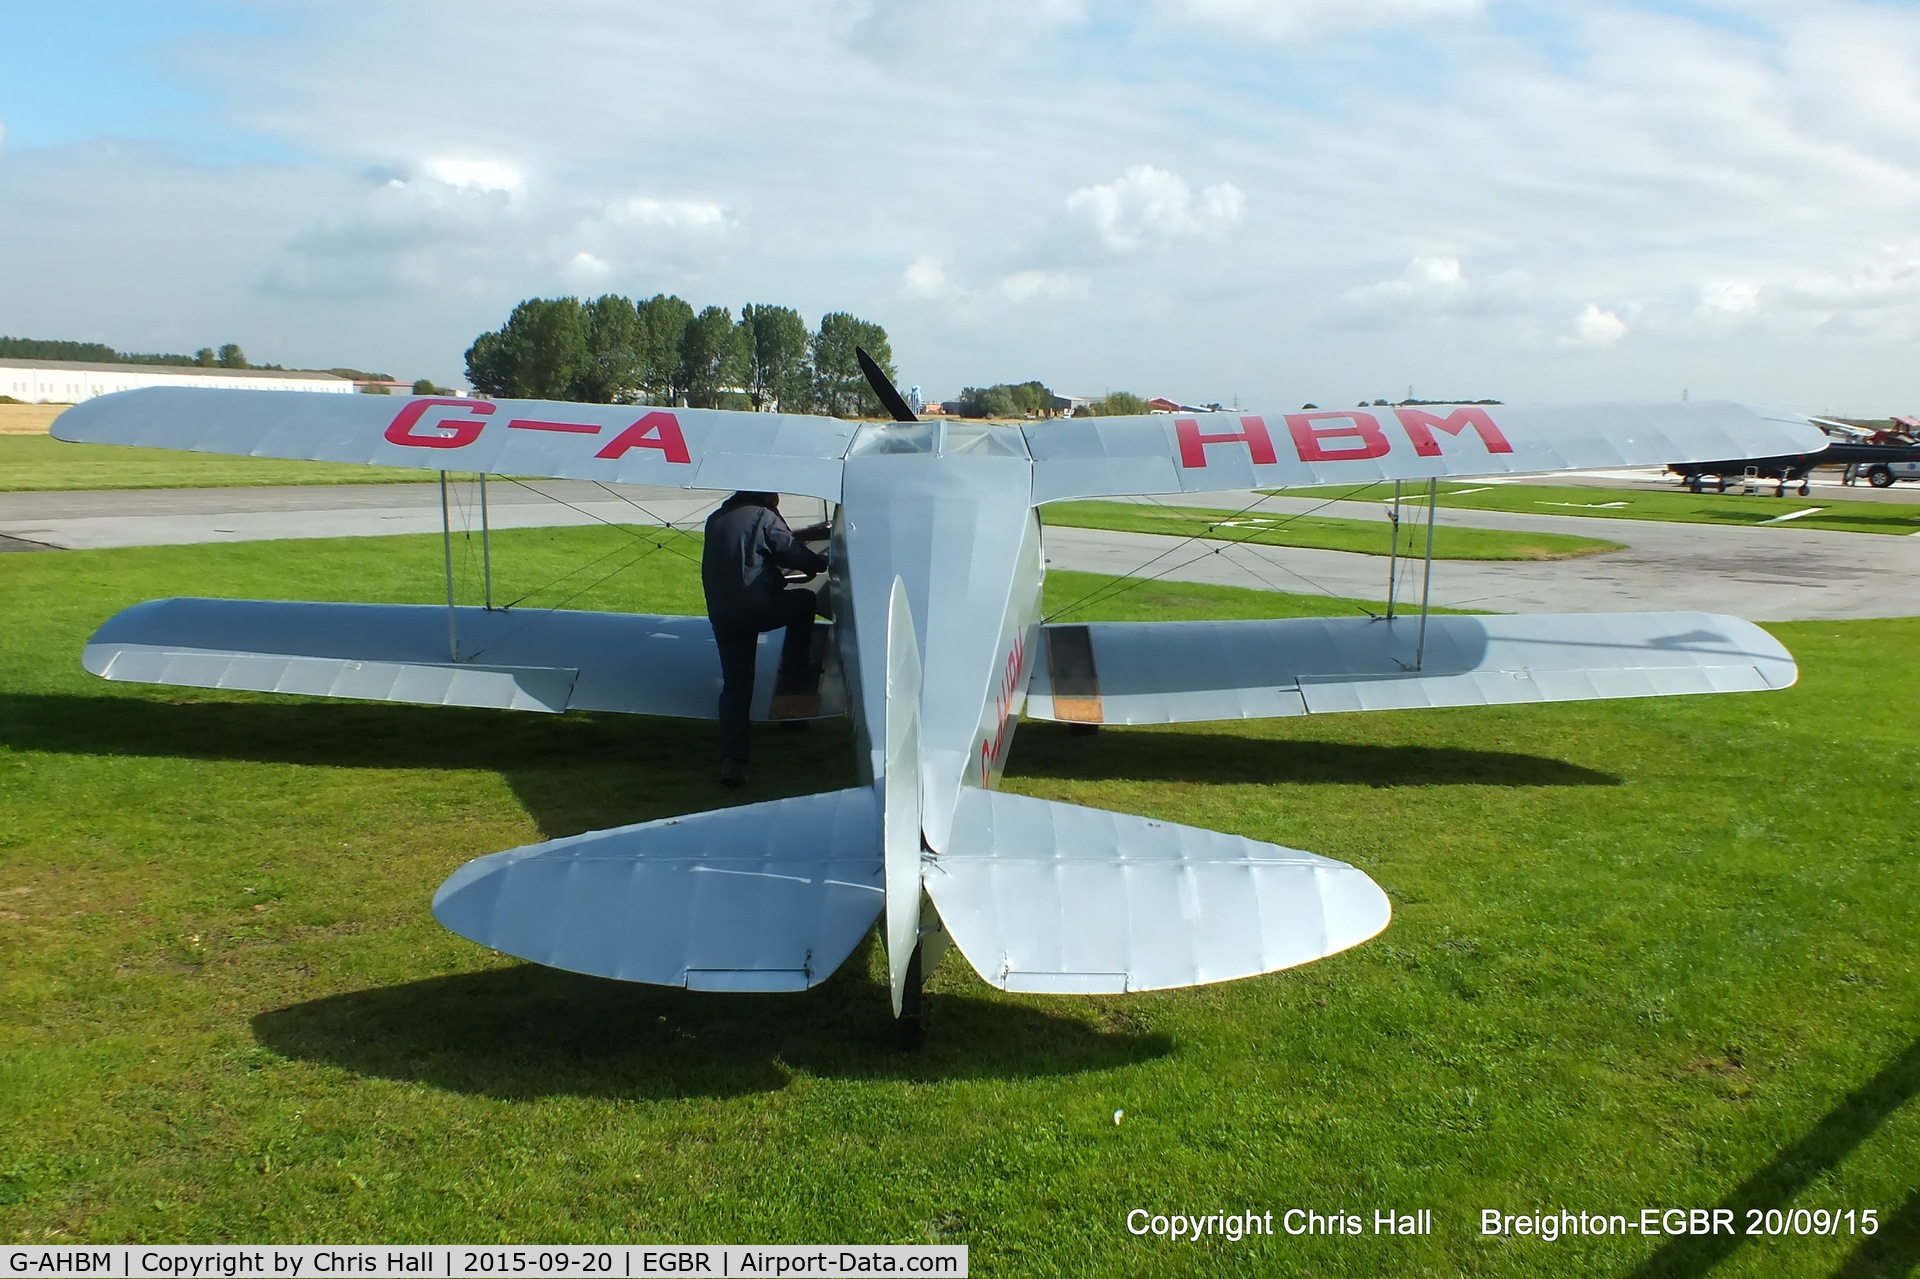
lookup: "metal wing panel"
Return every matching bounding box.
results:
[926,789,1389,993]
[51,387,857,501]
[431,787,883,988]
[1023,612,1795,724]
[82,597,846,719]
[1024,401,1828,502]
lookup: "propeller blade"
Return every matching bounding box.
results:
[856,347,917,423]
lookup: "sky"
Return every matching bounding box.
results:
[1,0,1918,413]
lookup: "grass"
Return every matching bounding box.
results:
[0,435,428,491]
[1,529,1916,1276]
[1268,481,1920,536]
[1042,500,1622,560]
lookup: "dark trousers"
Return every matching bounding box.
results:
[712,589,819,763]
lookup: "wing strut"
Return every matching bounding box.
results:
[479,474,493,611]
[1417,477,1437,670]
[1385,481,1401,621]
[439,471,501,660]
[439,471,459,661]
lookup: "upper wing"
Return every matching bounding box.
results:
[51,387,859,501]
[1024,612,1796,725]
[1022,401,1828,501]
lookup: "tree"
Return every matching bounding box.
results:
[950,380,1056,419]
[462,297,589,399]
[678,305,747,409]
[1081,391,1148,417]
[636,294,695,404]
[216,343,248,369]
[811,312,894,419]
[1007,381,1055,417]
[463,330,513,398]
[739,303,810,411]
[412,378,450,395]
[577,294,644,403]
[195,348,216,367]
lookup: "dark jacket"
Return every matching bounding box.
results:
[701,493,828,625]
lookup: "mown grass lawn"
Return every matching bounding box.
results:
[1268,480,1920,536]
[1040,501,1622,561]
[1,529,1916,1277]
[0,435,426,491]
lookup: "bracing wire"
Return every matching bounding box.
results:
[1042,481,1388,623]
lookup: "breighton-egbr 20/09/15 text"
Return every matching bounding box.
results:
[1482,1208,1880,1240]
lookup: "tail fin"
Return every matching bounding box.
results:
[883,576,924,1016]
[924,789,1389,994]
[431,788,882,990]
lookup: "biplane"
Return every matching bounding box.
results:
[54,367,1819,1045]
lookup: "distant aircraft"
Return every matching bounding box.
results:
[55,373,1818,1046]
[1666,420,1920,494]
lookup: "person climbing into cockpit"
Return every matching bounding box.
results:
[700,491,831,786]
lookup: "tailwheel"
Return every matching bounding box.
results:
[896,942,928,1052]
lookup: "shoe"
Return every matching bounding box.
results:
[719,758,749,787]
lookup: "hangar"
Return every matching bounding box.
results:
[0,358,353,403]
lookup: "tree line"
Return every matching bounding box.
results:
[464,295,896,418]
[0,336,263,369]
[943,384,1153,419]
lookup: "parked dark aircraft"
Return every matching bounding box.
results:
[1667,439,1920,495]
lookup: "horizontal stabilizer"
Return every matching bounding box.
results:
[433,787,883,989]
[1026,612,1795,725]
[925,789,1389,993]
[82,597,844,719]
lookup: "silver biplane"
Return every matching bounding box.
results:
[54,367,1819,1045]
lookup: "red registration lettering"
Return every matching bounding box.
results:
[1175,416,1278,468]
[595,411,692,464]
[508,418,602,434]
[1394,406,1514,457]
[384,398,494,449]
[1285,411,1392,463]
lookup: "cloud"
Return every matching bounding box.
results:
[843,0,1090,56]
[902,255,951,299]
[1168,0,1485,40]
[1066,165,1247,252]
[998,270,1075,304]
[564,251,611,283]
[421,157,524,197]
[1343,256,1469,307]
[897,256,1076,308]
[602,197,727,231]
[1564,303,1627,349]
[1697,281,1760,316]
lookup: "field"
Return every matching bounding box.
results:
[1041,500,1622,560]
[1268,481,1920,536]
[1,528,1916,1276]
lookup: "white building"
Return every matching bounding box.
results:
[0,358,354,403]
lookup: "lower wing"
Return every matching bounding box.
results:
[81,597,845,719]
[1024,612,1795,725]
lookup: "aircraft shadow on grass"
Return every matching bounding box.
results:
[0,692,1617,841]
[249,931,1171,1099]
[1008,722,1621,789]
[1624,1034,1920,1279]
